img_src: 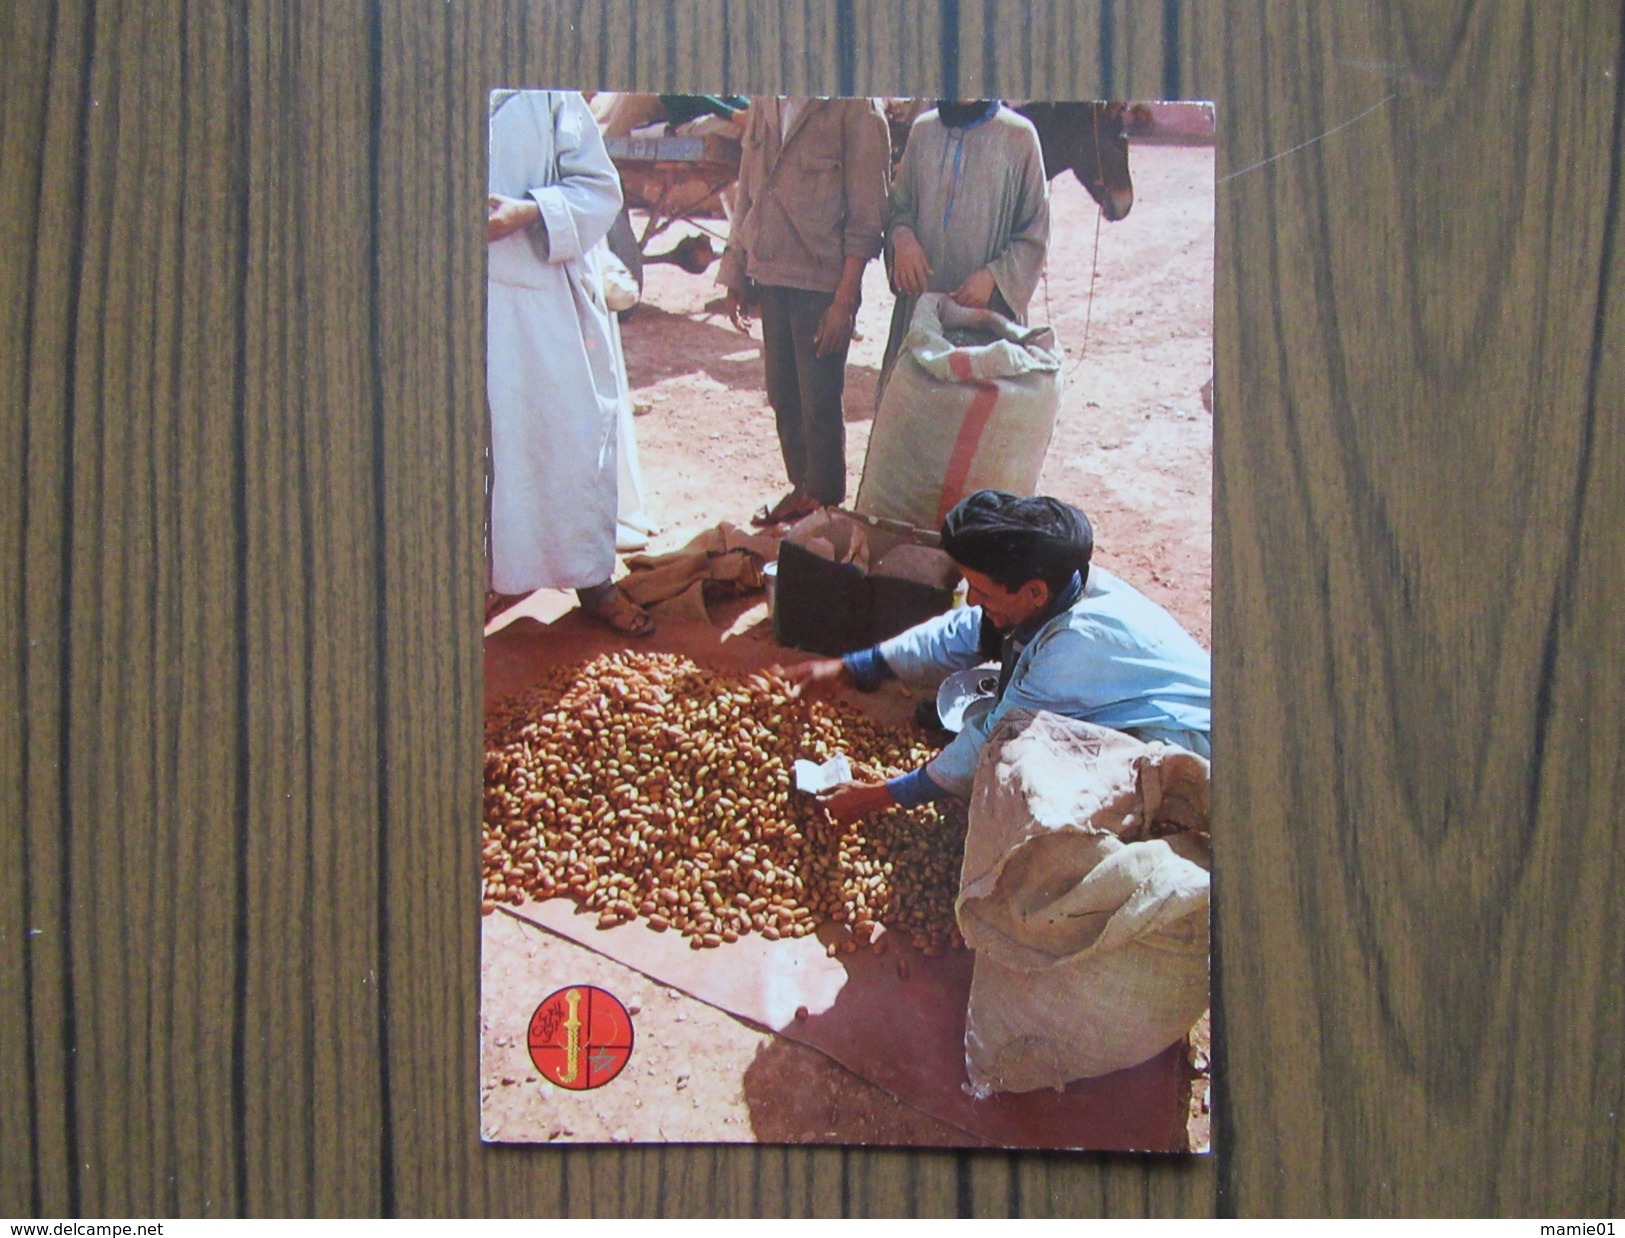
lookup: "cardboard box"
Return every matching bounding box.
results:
[773,509,960,655]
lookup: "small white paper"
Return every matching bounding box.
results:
[793,754,852,795]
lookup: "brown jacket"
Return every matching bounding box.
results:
[717,97,890,296]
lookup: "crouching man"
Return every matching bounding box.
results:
[769,490,1211,824]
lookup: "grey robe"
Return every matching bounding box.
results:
[883,106,1050,379]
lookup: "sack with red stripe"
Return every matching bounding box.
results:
[856,293,1063,530]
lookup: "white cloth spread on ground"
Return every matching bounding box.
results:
[487,90,625,594]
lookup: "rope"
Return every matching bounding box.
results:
[1066,103,1108,380]
[1041,103,1107,382]
[1078,206,1104,365]
[1056,202,1103,383]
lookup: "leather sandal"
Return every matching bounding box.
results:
[582,586,656,637]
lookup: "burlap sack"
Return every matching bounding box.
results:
[855,294,1062,530]
[958,711,1211,1094]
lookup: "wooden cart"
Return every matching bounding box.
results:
[602,132,740,252]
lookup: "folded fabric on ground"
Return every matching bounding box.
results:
[620,522,784,623]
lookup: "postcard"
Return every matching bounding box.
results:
[480,90,1215,1151]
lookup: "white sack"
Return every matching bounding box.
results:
[856,293,1062,530]
[958,710,1211,1094]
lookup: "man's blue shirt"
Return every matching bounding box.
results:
[843,566,1211,801]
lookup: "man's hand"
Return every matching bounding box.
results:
[488,193,541,243]
[723,287,754,333]
[890,228,933,295]
[812,293,859,358]
[752,658,850,700]
[819,779,896,825]
[950,267,997,310]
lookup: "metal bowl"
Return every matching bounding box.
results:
[935,666,1001,733]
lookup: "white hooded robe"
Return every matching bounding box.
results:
[487,90,624,593]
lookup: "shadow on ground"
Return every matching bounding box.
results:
[740,1030,978,1148]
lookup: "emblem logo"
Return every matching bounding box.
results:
[527,985,634,1090]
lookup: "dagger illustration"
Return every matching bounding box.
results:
[559,989,583,1084]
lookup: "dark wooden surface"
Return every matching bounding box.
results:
[3,0,1622,1218]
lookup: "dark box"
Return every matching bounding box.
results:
[772,510,959,656]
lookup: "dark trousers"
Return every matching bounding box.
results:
[758,284,849,505]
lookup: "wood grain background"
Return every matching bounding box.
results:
[3,0,1622,1218]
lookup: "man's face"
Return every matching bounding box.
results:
[958,566,1051,632]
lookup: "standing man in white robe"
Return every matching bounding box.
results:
[486,89,654,634]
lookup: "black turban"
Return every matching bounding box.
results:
[939,490,1093,591]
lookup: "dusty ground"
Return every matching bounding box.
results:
[482,142,1214,1149]
[481,910,979,1147]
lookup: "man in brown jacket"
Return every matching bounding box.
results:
[717,97,890,525]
